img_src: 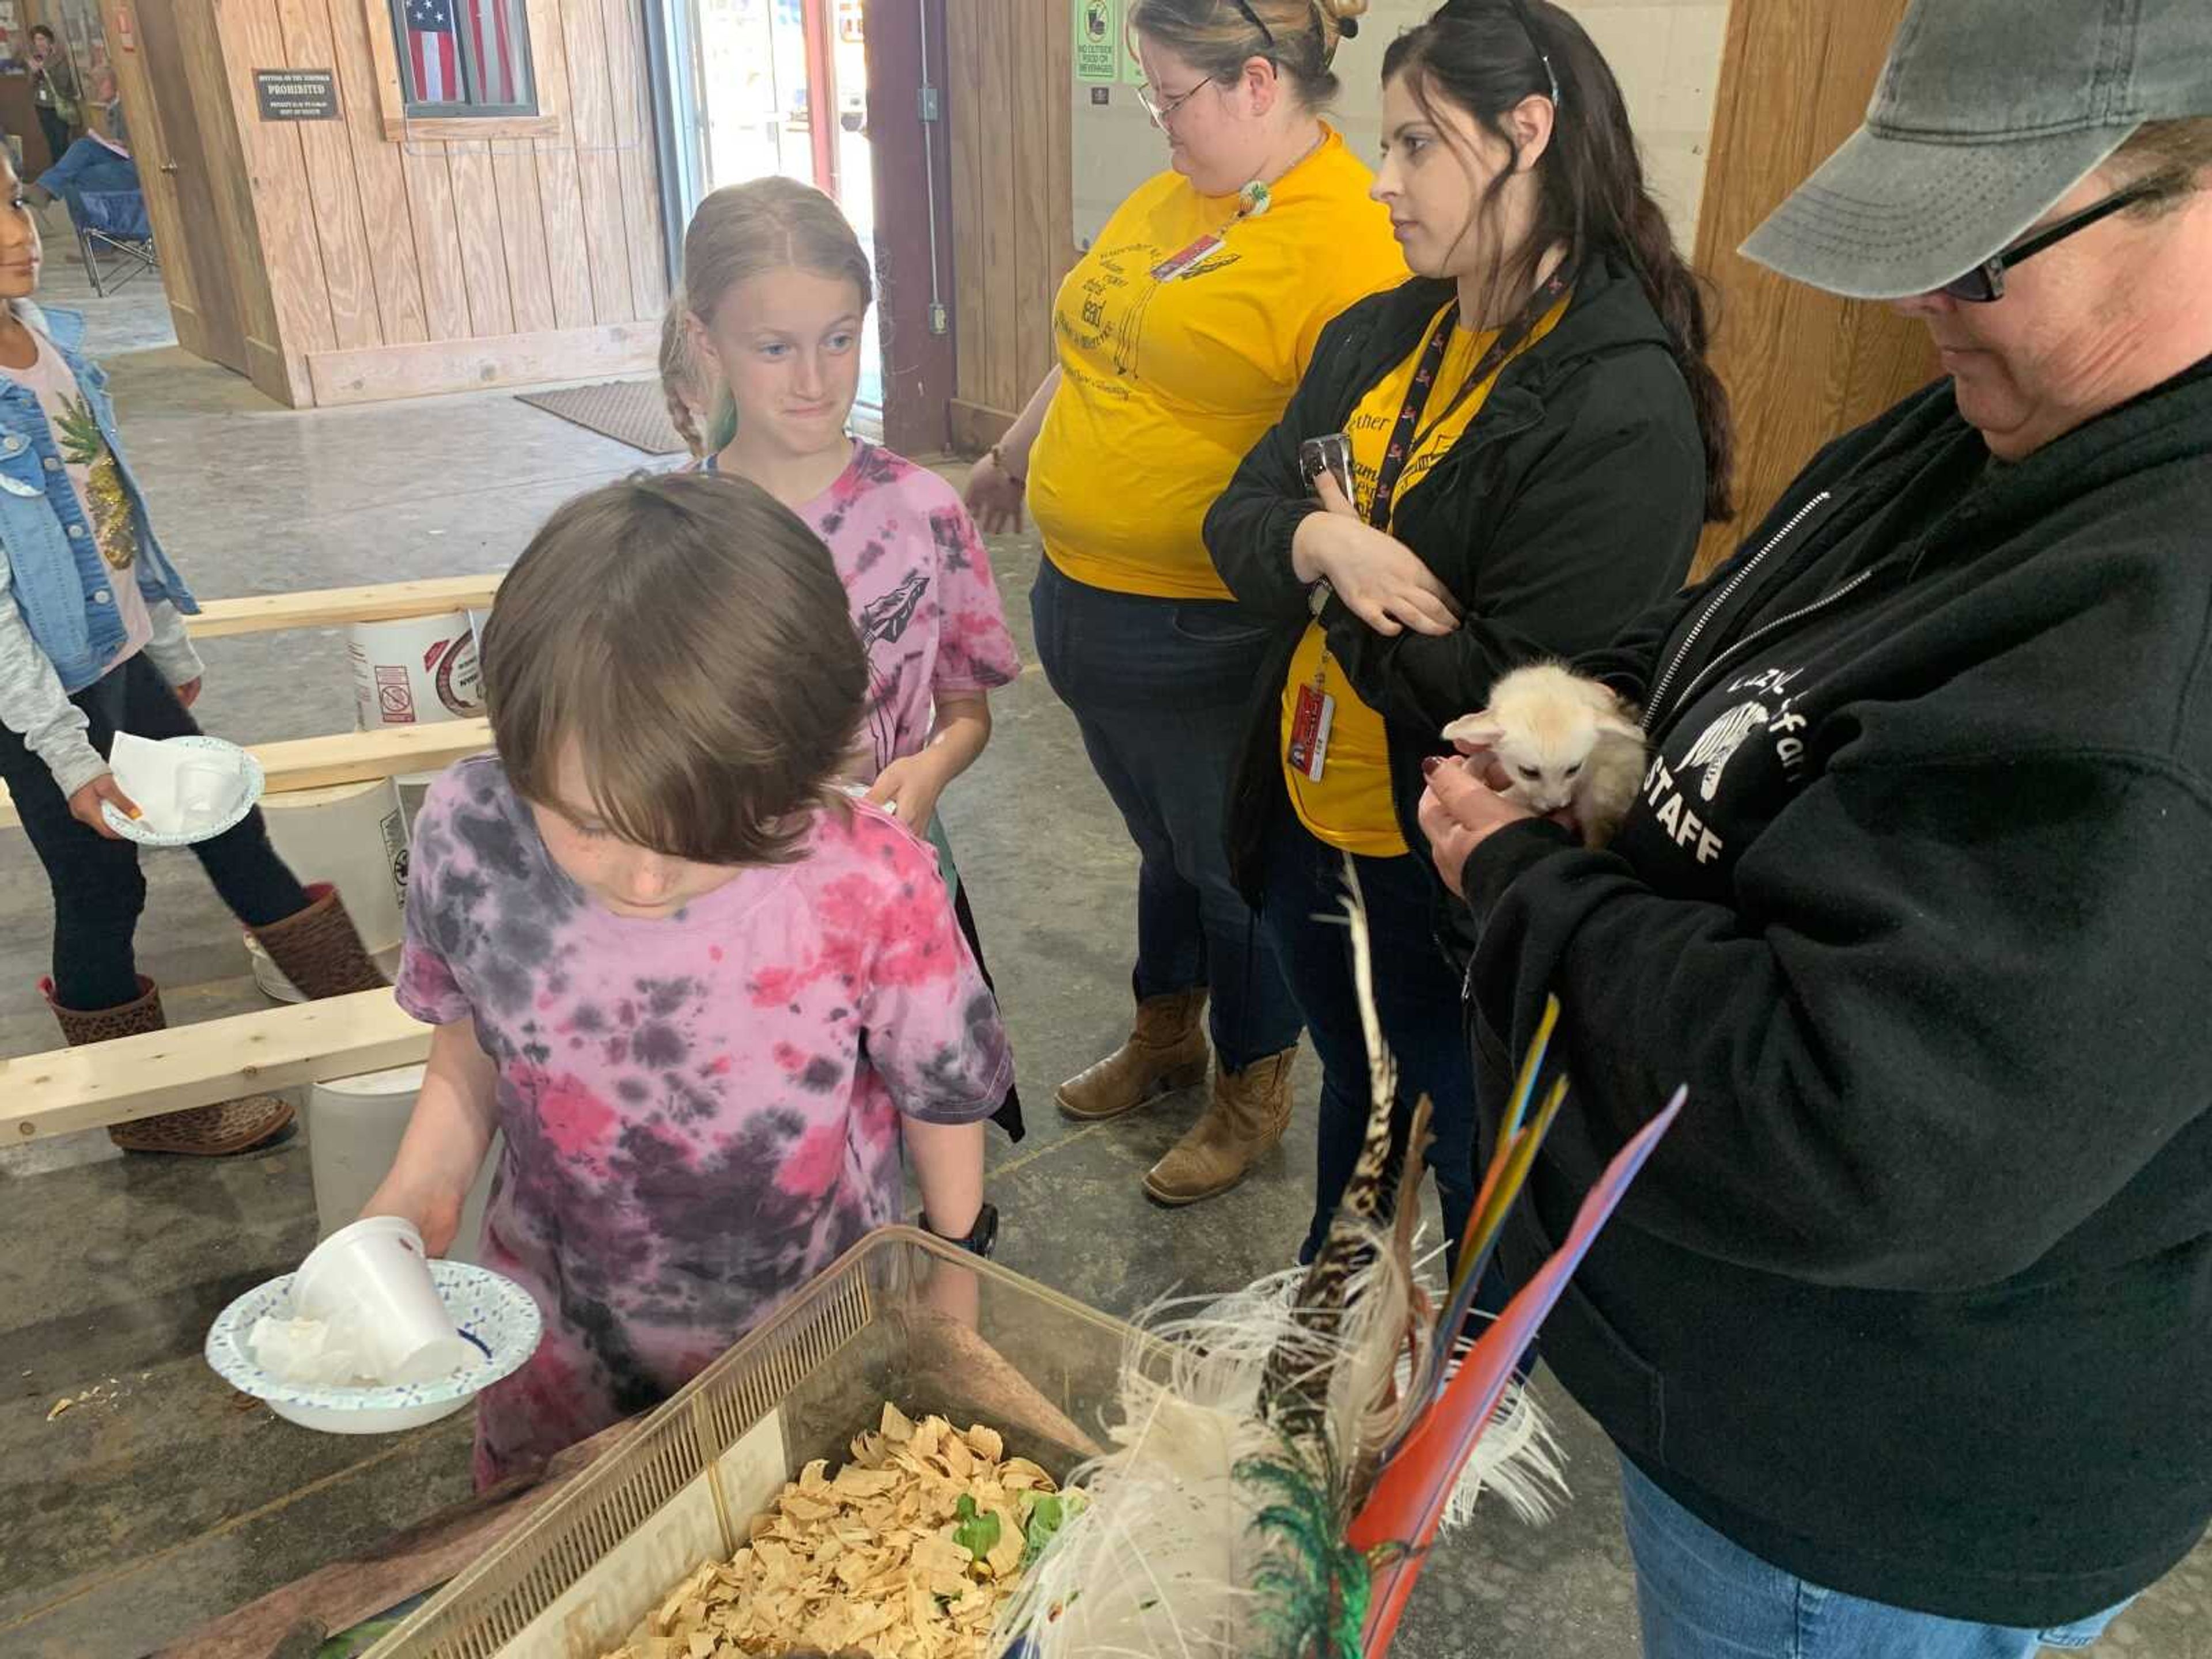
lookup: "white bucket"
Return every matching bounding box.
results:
[246,778,409,1003]
[349,611,484,729]
[305,1063,500,1269]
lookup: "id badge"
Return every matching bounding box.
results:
[1288,681,1335,782]
[1150,232,1226,282]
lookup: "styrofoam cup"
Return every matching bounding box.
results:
[291,1216,475,1385]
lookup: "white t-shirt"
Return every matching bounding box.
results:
[0,332,150,672]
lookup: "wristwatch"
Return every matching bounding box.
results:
[1308,577,1334,618]
[925,1202,999,1259]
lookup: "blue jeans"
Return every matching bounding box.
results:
[1620,1459,2134,1658]
[1029,558,1302,1071]
[1258,810,1476,1268]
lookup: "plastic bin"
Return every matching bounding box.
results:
[364,1228,1152,1659]
[305,1063,499,1267]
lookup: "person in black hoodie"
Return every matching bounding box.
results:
[1204,0,1730,1266]
[1418,1,2212,1652]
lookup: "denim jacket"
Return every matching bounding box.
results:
[0,300,197,694]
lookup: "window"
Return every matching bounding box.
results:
[390,0,537,116]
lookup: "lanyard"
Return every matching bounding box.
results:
[1364,266,1571,532]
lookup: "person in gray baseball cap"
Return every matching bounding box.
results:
[1416,1,2212,1654]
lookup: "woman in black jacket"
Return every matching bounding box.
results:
[1205,0,1732,1265]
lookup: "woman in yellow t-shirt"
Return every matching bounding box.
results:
[963,0,1405,1209]
[1206,1,1736,1271]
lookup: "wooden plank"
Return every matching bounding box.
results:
[1689,0,1931,578]
[1010,0,1051,397]
[108,2,199,326]
[603,0,665,319]
[447,138,518,335]
[214,0,341,356]
[1045,0,1076,289]
[155,1417,645,1659]
[183,2,289,366]
[399,140,475,342]
[558,0,637,325]
[0,722,494,832]
[493,140,560,334]
[304,317,657,402]
[189,575,505,639]
[528,0,598,330]
[948,395,1016,456]
[325,0,431,344]
[276,0,385,350]
[945,0,985,411]
[976,0,1018,414]
[4,990,432,1142]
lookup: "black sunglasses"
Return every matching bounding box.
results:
[1939,185,2156,302]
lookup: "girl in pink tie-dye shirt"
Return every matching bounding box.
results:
[366,475,1008,1486]
[665,175,1025,1134]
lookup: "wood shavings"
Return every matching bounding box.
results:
[600,1407,1078,1659]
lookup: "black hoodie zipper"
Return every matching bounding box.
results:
[1643,490,1833,732]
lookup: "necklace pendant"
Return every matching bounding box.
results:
[1238,179,1273,220]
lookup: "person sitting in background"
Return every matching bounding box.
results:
[26,69,137,241]
[1418,0,2212,1653]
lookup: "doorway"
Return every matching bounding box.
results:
[685,0,882,415]
[123,1,247,373]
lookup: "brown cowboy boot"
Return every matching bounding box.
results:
[45,977,296,1156]
[1056,988,1210,1122]
[249,883,389,999]
[1142,1046,1298,1207]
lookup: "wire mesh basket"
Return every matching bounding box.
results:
[363,1228,1147,1659]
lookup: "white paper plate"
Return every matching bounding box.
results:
[101,734,266,847]
[204,1259,542,1435]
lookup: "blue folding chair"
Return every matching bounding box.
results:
[75,188,157,297]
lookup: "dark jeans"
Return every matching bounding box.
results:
[1260,808,1477,1270]
[0,653,308,1010]
[35,108,70,180]
[1029,558,1302,1071]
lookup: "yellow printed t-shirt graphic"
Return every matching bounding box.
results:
[1282,294,1569,857]
[1028,128,1407,602]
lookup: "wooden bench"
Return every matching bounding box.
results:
[5,987,431,1142]
[187,575,503,640]
[0,719,494,831]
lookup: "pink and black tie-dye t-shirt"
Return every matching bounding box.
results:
[395,757,1012,1486]
[798,442,1021,772]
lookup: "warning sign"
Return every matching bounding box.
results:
[255,69,340,122]
[1075,0,1119,85]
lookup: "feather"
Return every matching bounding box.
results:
[1351,1089,1689,1654]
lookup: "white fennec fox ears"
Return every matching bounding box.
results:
[1441,664,1647,848]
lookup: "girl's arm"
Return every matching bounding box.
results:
[864,691,990,835]
[0,547,108,798]
[904,1116,984,1240]
[361,1018,500,1257]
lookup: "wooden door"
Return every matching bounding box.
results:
[1689,0,1938,578]
[122,0,248,371]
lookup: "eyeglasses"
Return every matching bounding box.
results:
[1938,185,2156,302]
[1138,78,1215,128]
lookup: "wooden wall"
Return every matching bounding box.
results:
[942,0,1075,448]
[1688,0,1937,575]
[116,0,667,408]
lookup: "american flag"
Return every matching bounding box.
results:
[405,0,459,104]
[406,0,520,106]
[464,0,521,105]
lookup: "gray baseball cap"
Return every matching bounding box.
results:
[1741,0,2212,300]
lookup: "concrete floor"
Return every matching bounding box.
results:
[1,257,2206,1659]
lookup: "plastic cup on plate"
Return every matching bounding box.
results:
[291,1216,476,1385]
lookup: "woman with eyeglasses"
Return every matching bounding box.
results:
[964,0,1406,1208]
[1415,0,2212,1652]
[1204,0,1730,1270]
